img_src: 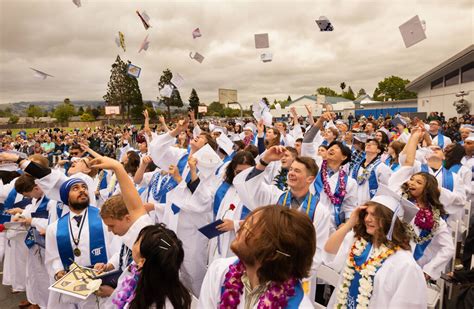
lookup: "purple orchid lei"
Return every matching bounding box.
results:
[414,207,434,230]
[112,263,140,308]
[219,260,297,309]
[321,160,347,206]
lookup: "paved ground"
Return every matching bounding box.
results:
[0,264,27,309]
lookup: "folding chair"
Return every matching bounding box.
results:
[312,265,341,309]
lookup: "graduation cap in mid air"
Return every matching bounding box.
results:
[189,52,205,63]
[254,33,269,49]
[136,10,151,30]
[138,35,150,53]
[192,28,202,39]
[115,31,126,52]
[30,68,54,80]
[315,16,334,31]
[126,63,141,78]
[171,73,184,88]
[260,52,273,63]
[72,0,81,8]
[399,15,427,48]
[160,85,173,98]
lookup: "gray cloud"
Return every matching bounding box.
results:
[0,0,472,108]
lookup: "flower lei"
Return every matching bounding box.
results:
[355,159,379,186]
[112,263,140,308]
[335,238,399,309]
[407,207,440,244]
[219,261,297,309]
[321,160,347,206]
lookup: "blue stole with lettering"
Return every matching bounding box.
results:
[56,206,107,270]
[421,164,454,191]
[25,196,50,249]
[352,159,381,199]
[313,170,347,226]
[277,191,318,221]
[220,260,305,308]
[414,230,431,261]
[347,242,373,309]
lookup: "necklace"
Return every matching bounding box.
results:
[321,161,347,206]
[407,207,440,244]
[69,209,87,257]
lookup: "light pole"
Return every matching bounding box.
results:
[227,102,243,118]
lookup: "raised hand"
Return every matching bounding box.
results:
[89,155,122,171]
[142,155,153,166]
[142,109,149,119]
[168,165,182,183]
[345,205,368,229]
[188,156,198,171]
[257,119,265,135]
[262,145,287,162]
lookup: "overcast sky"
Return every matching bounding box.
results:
[0,0,472,108]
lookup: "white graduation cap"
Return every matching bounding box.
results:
[115,31,126,52]
[192,28,202,39]
[315,16,334,31]
[126,63,141,78]
[378,127,390,136]
[217,134,234,156]
[243,123,257,133]
[171,73,184,88]
[466,132,474,142]
[72,0,81,8]
[353,133,368,143]
[399,15,427,48]
[160,85,173,98]
[371,184,419,240]
[461,124,474,132]
[391,115,407,127]
[136,10,151,30]
[30,68,54,80]
[193,144,223,177]
[275,103,281,110]
[212,125,227,135]
[260,52,273,62]
[189,52,205,63]
[138,35,150,53]
[254,33,269,49]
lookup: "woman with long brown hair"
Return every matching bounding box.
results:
[324,186,427,308]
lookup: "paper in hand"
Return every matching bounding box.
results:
[216,134,234,156]
[198,219,225,239]
[193,144,223,177]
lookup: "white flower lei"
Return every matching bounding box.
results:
[335,238,394,309]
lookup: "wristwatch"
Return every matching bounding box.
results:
[259,158,269,167]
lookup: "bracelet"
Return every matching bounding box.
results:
[259,158,269,167]
[15,156,23,165]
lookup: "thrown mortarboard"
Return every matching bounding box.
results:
[466,132,474,142]
[171,73,184,88]
[260,52,273,63]
[192,28,202,39]
[72,0,81,8]
[217,133,234,155]
[193,144,223,177]
[371,184,419,239]
[353,133,368,143]
[115,31,126,52]
[399,15,426,48]
[126,63,141,78]
[254,33,269,49]
[391,115,407,127]
[136,10,151,30]
[315,16,334,31]
[189,52,205,63]
[29,68,54,80]
[160,85,173,98]
[138,35,150,53]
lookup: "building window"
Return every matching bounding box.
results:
[461,62,474,83]
[431,77,443,89]
[444,69,459,86]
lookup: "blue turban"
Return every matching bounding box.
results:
[60,178,87,205]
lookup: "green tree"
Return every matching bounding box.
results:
[287,96,292,102]
[157,69,183,120]
[375,76,417,101]
[80,113,95,122]
[103,55,144,120]
[77,106,85,115]
[91,108,101,119]
[316,87,339,97]
[207,101,224,116]
[357,88,367,96]
[343,86,356,100]
[189,88,200,117]
[26,104,44,118]
[8,115,19,124]
[54,100,76,122]
[143,101,157,120]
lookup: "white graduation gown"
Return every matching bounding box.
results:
[233,167,331,275]
[430,134,452,149]
[199,257,314,308]
[45,208,121,309]
[325,232,427,309]
[353,160,392,206]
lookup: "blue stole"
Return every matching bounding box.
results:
[421,164,454,191]
[384,157,391,166]
[220,260,305,308]
[352,159,381,198]
[414,230,431,261]
[56,206,107,270]
[25,196,50,249]
[347,242,373,309]
[55,202,65,220]
[391,163,400,172]
[168,153,191,215]
[448,164,461,174]
[322,140,329,146]
[215,151,236,176]
[214,182,232,219]
[313,170,347,226]
[437,133,445,148]
[277,191,318,221]
[99,170,108,190]
[2,188,31,212]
